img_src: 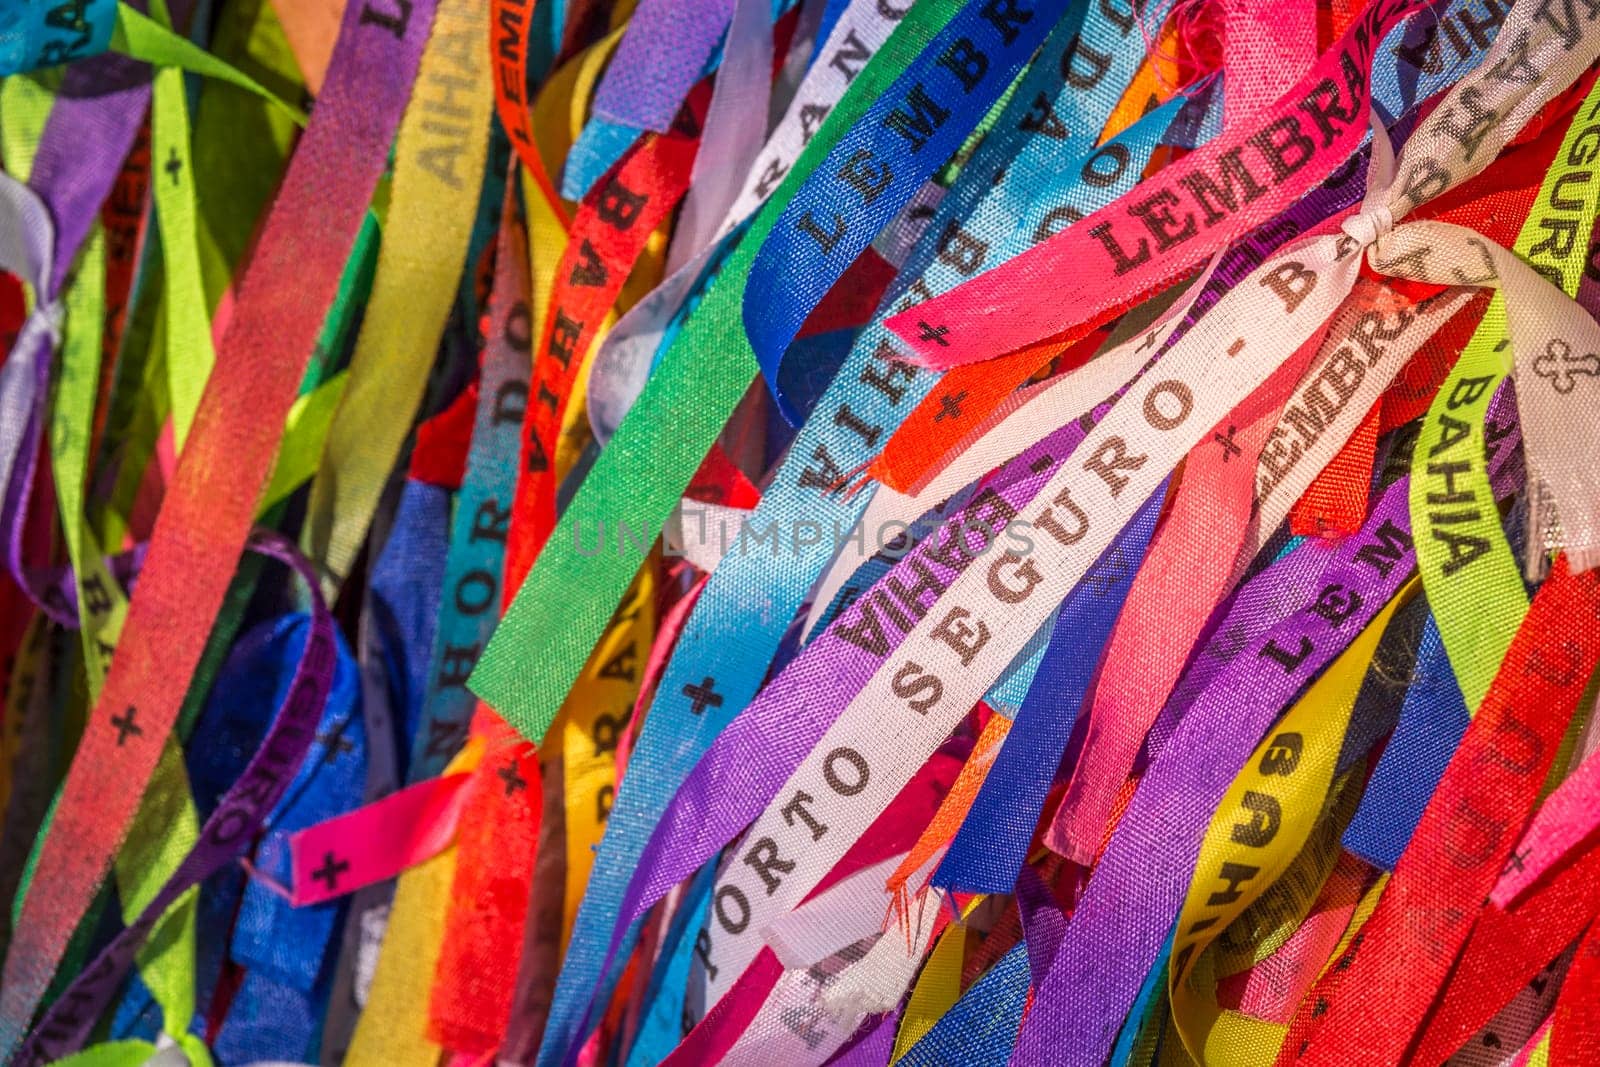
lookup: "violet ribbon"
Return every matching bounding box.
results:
[1,25,180,624]
[14,530,338,1065]
[591,144,1371,1012]
[1009,387,1524,1065]
[592,0,737,131]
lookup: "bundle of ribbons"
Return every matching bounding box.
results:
[5,0,1600,1061]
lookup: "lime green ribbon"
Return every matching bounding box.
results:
[49,223,209,1067]
[112,2,306,125]
[1410,74,1600,711]
[10,3,366,1054]
[0,76,202,1054]
[148,5,213,451]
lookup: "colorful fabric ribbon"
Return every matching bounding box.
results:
[9,0,1600,1063]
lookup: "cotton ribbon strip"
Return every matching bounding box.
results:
[0,0,437,1051]
[598,0,1600,1034]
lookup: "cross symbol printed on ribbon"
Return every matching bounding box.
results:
[317,720,354,764]
[934,391,966,422]
[682,676,724,715]
[110,707,142,746]
[312,851,350,892]
[1213,425,1242,461]
[1531,338,1600,395]
[497,760,528,796]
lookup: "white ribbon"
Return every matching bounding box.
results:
[694,0,1600,1008]
[717,850,926,1067]
[1343,8,1600,568]
[764,851,911,968]
[585,0,907,442]
[0,169,62,547]
[1371,217,1600,572]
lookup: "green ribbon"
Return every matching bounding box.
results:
[112,2,306,125]
[10,3,365,1051]
[469,0,966,743]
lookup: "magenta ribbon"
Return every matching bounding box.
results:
[591,145,1370,1009]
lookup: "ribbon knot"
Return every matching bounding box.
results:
[1341,203,1394,248]
[35,298,64,344]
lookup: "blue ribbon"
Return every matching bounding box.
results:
[0,0,119,77]
[563,120,643,202]
[1110,922,1175,1065]
[899,940,1028,1066]
[983,603,1062,718]
[812,0,854,65]
[563,0,802,199]
[622,864,717,1066]
[410,291,531,784]
[937,482,1165,893]
[108,614,358,1048]
[1341,613,1469,870]
[316,475,454,1059]
[211,617,363,1064]
[744,0,1071,422]
[539,10,1194,1053]
[368,479,451,776]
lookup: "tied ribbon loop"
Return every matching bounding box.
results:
[1373,215,1600,573]
[593,3,1595,1033]
[1339,202,1395,249]
[1278,12,1600,572]
[30,295,64,344]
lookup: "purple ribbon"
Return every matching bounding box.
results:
[15,530,338,1065]
[0,12,182,626]
[1008,388,1525,1065]
[591,0,736,131]
[0,172,66,619]
[590,146,1370,1007]
[598,414,1088,1012]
